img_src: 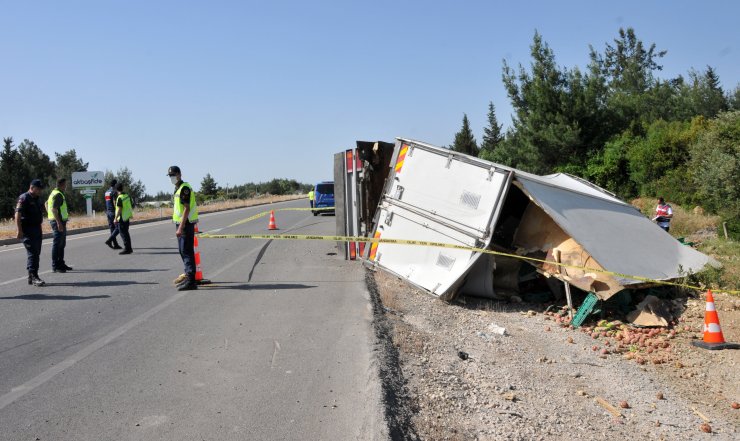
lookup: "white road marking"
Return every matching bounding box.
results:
[0,225,290,411]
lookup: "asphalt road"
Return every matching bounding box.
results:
[0,199,386,441]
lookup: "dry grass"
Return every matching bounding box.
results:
[0,194,304,240]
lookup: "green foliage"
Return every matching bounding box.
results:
[688,111,740,226]
[479,102,503,160]
[0,138,25,219]
[18,139,56,188]
[200,173,218,197]
[450,114,479,156]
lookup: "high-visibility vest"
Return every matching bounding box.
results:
[173,182,198,223]
[308,190,315,201]
[47,189,69,221]
[656,204,671,219]
[116,194,133,222]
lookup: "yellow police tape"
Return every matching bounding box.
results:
[198,230,739,295]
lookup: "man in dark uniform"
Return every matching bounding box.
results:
[15,179,46,286]
[104,179,122,249]
[47,178,73,273]
[168,165,199,291]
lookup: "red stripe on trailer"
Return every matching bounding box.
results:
[356,149,362,171]
[358,241,365,257]
[346,149,353,174]
[349,241,356,260]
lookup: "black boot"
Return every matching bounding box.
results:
[30,271,46,287]
[112,240,123,250]
[177,277,198,291]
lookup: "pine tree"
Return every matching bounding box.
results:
[479,102,503,161]
[450,114,479,157]
[200,173,218,197]
[0,138,24,219]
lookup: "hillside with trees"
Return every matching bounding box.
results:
[457,27,739,238]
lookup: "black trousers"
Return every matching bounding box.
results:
[119,220,132,251]
[50,220,67,269]
[22,226,42,272]
[176,222,196,279]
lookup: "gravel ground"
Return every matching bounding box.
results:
[369,270,739,441]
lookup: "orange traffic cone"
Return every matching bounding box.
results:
[193,224,210,285]
[692,290,739,350]
[268,210,278,230]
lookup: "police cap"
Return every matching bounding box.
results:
[166,166,181,176]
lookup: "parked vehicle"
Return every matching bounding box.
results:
[313,181,335,216]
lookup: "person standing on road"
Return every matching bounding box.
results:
[114,183,134,255]
[104,179,122,249]
[308,188,315,209]
[653,197,673,232]
[47,178,73,273]
[168,166,199,291]
[15,179,47,286]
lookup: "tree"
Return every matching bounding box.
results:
[0,138,24,219]
[687,66,728,118]
[593,27,667,127]
[728,85,740,111]
[479,102,503,161]
[499,31,583,173]
[200,173,218,197]
[450,113,479,156]
[18,139,56,188]
[689,110,740,237]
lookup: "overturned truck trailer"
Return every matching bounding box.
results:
[361,138,716,301]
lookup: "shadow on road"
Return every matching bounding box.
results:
[199,282,316,291]
[47,281,158,287]
[78,268,169,273]
[0,294,111,300]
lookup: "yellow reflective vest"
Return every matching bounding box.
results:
[47,189,69,221]
[116,194,133,222]
[173,182,198,223]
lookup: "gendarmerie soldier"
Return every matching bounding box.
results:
[168,166,199,291]
[15,179,46,286]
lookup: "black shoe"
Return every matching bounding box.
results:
[52,267,66,273]
[177,280,198,291]
[113,244,123,250]
[61,264,73,271]
[119,249,133,255]
[30,272,46,286]
[105,239,114,249]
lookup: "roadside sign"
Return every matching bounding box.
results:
[79,189,97,195]
[72,171,105,188]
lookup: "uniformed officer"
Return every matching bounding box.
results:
[47,178,73,273]
[114,182,134,255]
[168,166,199,291]
[104,179,122,249]
[308,188,315,209]
[15,179,46,286]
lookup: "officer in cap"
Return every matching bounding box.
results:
[15,179,46,286]
[104,178,122,249]
[168,166,199,291]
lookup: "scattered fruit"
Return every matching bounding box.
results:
[732,402,739,409]
[700,423,712,433]
[619,401,630,409]
[656,392,664,400]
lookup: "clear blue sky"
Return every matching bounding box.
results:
[2,0,738,195]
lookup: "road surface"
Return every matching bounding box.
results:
[0,199,386,441]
